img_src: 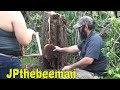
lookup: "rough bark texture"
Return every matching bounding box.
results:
[41,11,68,70]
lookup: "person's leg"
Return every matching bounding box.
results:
[0,55,21,79]
[0,56,8,79]
[75,69,99,79]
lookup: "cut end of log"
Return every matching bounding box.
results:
[44,44,56,59]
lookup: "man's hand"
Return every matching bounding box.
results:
[53,46,62,52]
[27,28,36,36]
[62,65,72,71]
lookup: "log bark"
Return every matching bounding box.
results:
[41,11,68,70]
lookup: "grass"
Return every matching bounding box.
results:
[20,57,39,65]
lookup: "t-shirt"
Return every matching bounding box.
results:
[0,28,20,50]
[77,30,107,74]
[0,28,21,56]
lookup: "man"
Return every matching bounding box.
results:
[53,16,107,79]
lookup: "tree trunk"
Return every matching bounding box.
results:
[41,11,68,70]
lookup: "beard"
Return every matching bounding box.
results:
[79,30,87,40]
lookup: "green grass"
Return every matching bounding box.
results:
[20,57,39,65]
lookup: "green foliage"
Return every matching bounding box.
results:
[104,17,120,79]
[20,57,39,65]
[106,64,120,79]
[107,18,120,64]
[24,36,38,54]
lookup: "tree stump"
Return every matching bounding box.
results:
[41,11,68,70]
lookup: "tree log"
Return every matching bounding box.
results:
[41,11,68,70]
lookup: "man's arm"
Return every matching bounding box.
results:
[11,11,36,46]
[62,57,94,70]
[53,45,80,53]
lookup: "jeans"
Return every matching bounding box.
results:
[0,55,20,79]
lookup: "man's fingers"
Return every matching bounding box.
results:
[53,49,56,51]
[33,32,39,36]
[53,46,58,51]
[54,46,58,48]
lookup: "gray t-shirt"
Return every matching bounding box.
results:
[77,31,107,74]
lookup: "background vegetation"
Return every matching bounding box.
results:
[21,11,120,79]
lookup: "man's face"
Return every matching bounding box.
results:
[78,25,87,40]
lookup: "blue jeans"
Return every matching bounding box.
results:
[0,55,21,79]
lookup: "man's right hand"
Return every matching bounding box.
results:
[53,46,63,52]
[27,28,36,36]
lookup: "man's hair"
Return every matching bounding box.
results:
[87,21,95,30]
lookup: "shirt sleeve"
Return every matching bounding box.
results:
[85,38,101,60]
